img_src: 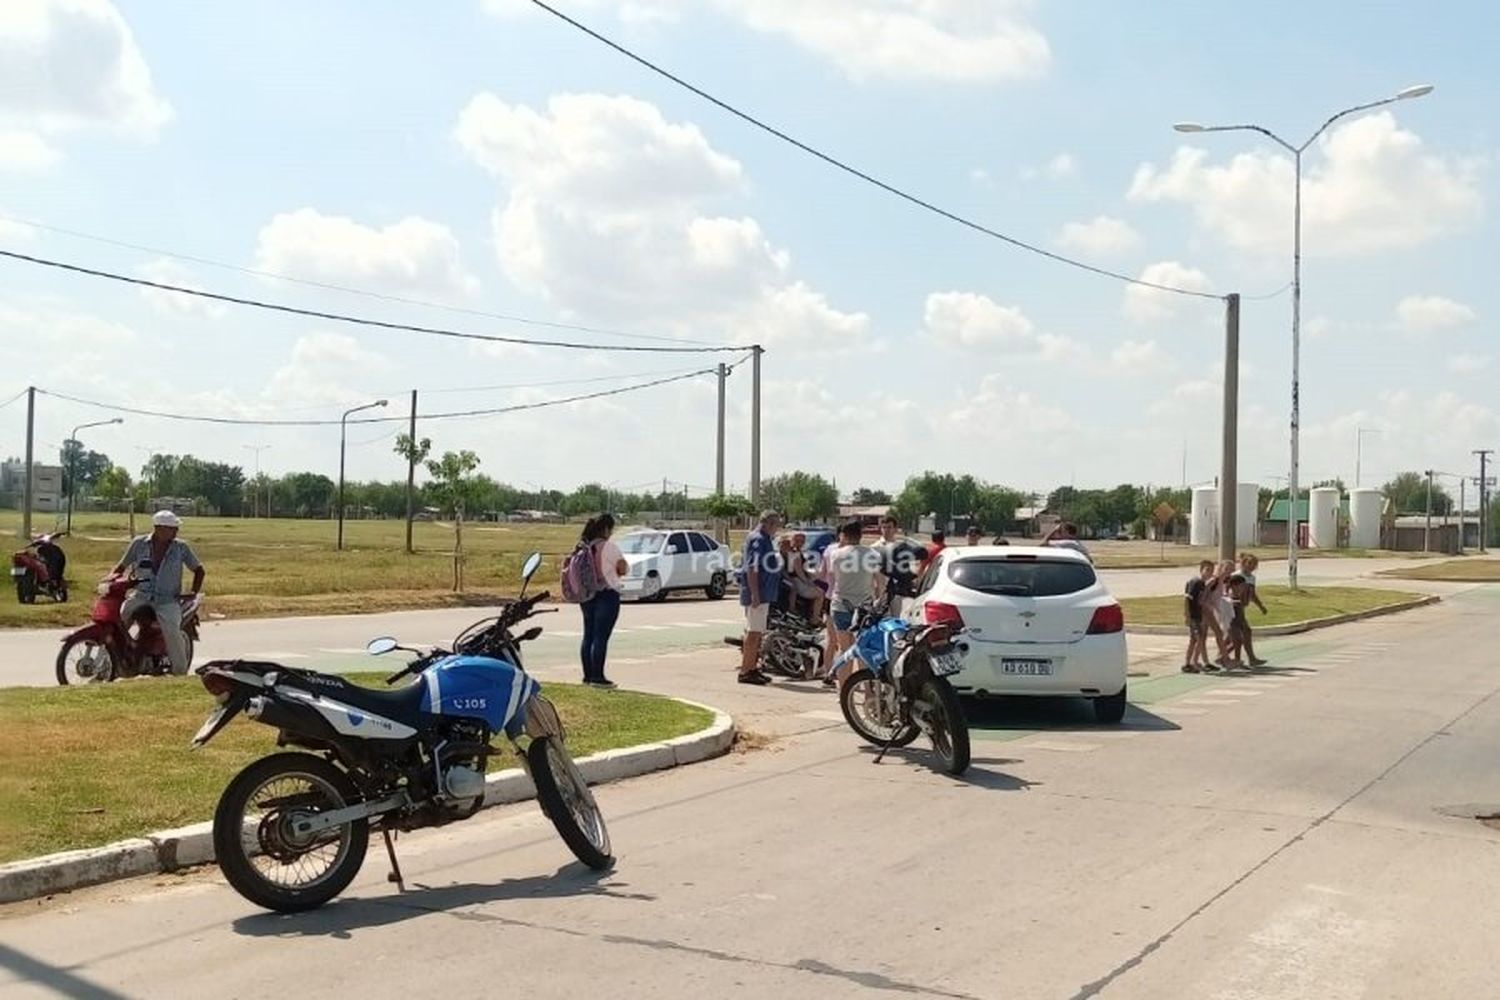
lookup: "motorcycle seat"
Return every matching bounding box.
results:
[330,680,428,725]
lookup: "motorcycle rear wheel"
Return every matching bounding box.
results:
[55,636,116,686]
[528,736,613,871]
[839,668,920,747]
[919,677,971,776]
[213,752,369,913]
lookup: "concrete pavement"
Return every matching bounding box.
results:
[3,583,1498,998]
[0,556,1456,688]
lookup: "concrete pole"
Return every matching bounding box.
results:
[1219,294,1240,562]
[404,389,417,554]
[1424,469,1433,553]
[749,345,762,506]
[1288,151,1303,591]
[1460,476,1466,554]
[1477,449,1494,554]
[21,387,35,542]
[715,363,726,496]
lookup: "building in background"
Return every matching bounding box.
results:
[0,460,65,513]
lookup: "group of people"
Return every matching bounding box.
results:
[1182,553,1267,673]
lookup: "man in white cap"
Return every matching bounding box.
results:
[111,510,205,674]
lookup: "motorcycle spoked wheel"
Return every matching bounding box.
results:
[213,753,370,913]
[527,736,613,871]
[55,636,116,686]
[839,668,920,747]
[913,677,971,776]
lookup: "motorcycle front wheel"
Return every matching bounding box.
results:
[213,753,369,913]
[839,668,919,747]
[528,736,613,871]
[918,677,971,776]
[55,636,116,686]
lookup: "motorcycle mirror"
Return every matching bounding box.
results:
[521,552,542,583]
[365,636,400,656]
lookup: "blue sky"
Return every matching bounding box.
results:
[1,0,1495,500]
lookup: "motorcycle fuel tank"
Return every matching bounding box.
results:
[420,654,539,734]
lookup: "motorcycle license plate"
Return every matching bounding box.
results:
[931,648,965,676]
[9,567,25,577]
[999,658,1053,676]
[191,705,229,747]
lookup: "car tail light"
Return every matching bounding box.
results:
[1087,603,1124,634]
[923,601,964,627]
[201,670,234,701]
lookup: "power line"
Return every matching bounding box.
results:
[0,249,747,354]
[0,213,714,349]
[527,0,1224,301]
[398,363,724,396]
[0,388,28,410]
[34,366,720,427]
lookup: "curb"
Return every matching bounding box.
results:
[1125,594,1441,638]
[0,699,734,906]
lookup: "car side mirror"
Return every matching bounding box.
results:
[666,545,680,555]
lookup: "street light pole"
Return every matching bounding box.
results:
[242,444,270,517]
[338,399,388,551]
[1174,83,1433,590]
[66,417,123,534]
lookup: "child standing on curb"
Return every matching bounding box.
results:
[1182,560,1214,673]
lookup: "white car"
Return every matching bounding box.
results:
[617,529,732,603]
[907,545,1129,723]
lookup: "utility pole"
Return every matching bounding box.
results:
[715,363,726,496]
[1219,294,1240,562]
[21,387,35,542]
[749,344,762,507]
[1424,469,1434,553]
[242,444,270,518]
[1477,449,1494,554]
[404,389,417,554]
[1459,475,1466,554]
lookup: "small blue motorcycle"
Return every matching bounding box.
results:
[192,552,611,913]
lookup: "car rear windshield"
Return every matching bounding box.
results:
[947,557,1097,597]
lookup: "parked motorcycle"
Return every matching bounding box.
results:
[11,531,68,604]
[834,596,971,776]
[191,552,612,913]
[55,576,203,685]
[723,605,826,680]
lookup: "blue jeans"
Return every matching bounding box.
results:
[580,588,622,682]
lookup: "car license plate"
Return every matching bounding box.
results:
[999,658,1053,676]
[9,567,26,577]
[930,648,965,676]
[192,705,229,747]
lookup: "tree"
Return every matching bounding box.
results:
[95,466,133,506]
[704,492,754,519]
[1047,486,1078,514]
[280,472,336,518]
[59,441,113,495]
[759,471,839,522]
[849,487,891,506]
[1382,472,1452,516]
[425,450,482,591]
[1312,477,1349,494]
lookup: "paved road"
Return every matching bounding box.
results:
[0,556,1450,688]
[3,580,1497,998]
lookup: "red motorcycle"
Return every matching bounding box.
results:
[11,531,68,604]
[55,577,203,685]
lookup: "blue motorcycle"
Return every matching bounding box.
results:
[834,598,971,776]
[191,553,611,913]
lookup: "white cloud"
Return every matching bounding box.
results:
[0,213,37,243]
[1110,339,1172,373]
[969,167,992,186]
[1056,215,1141,256]
[1147,377,1219,417]
[0,302,137,351]
[456,91,866,347]
[948,375,1077,435]
[1022,151,1079,182]
[136,258,227,320]
[1129,113,1483,256]
[264,332,395,406]
[1394,295,1476,334]
[253,209,480,301]
[1447,354,1492,375]
[0,0,172,168]
[924,291,1034,350]
[0,128,61,171]
[1122,260,1214,324]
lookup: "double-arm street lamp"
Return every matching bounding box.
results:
[1175,84,1433,587]
[338,399,388,550]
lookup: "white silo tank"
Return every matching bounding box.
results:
[1236,482,1260,546]
[1308,486,1340,549]
[1190,486,1217,547]
[1349,487,1382,549]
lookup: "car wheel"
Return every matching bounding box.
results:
[705,572,728,601]
[1092,686,1127,724]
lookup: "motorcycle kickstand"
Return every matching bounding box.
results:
[871,690,903,766]
[380,827,405,892]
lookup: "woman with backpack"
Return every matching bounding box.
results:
[570,513,627,689]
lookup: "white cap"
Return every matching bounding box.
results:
[152,510,181,528]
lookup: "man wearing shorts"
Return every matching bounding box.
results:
[822,522,878,684]
[738,510,782,685]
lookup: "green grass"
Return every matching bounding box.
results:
[1379,558,1500,582]
[0,674,711,863]
[1121,585,1428,628]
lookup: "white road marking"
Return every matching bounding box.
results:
[633,625,671,632]
[705,618,742,625]
[1174,697,1239,707]
[549,630,582,638]
[1024,739,1103,753]
[670,621,709,629]
[317,647,369,655]
[245,651,308,660]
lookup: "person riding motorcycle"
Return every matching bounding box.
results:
[111,510,205,675]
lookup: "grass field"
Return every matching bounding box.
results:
[0,675,711,863]
[1121,585,1428,628]
[1378,558,1500,582]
